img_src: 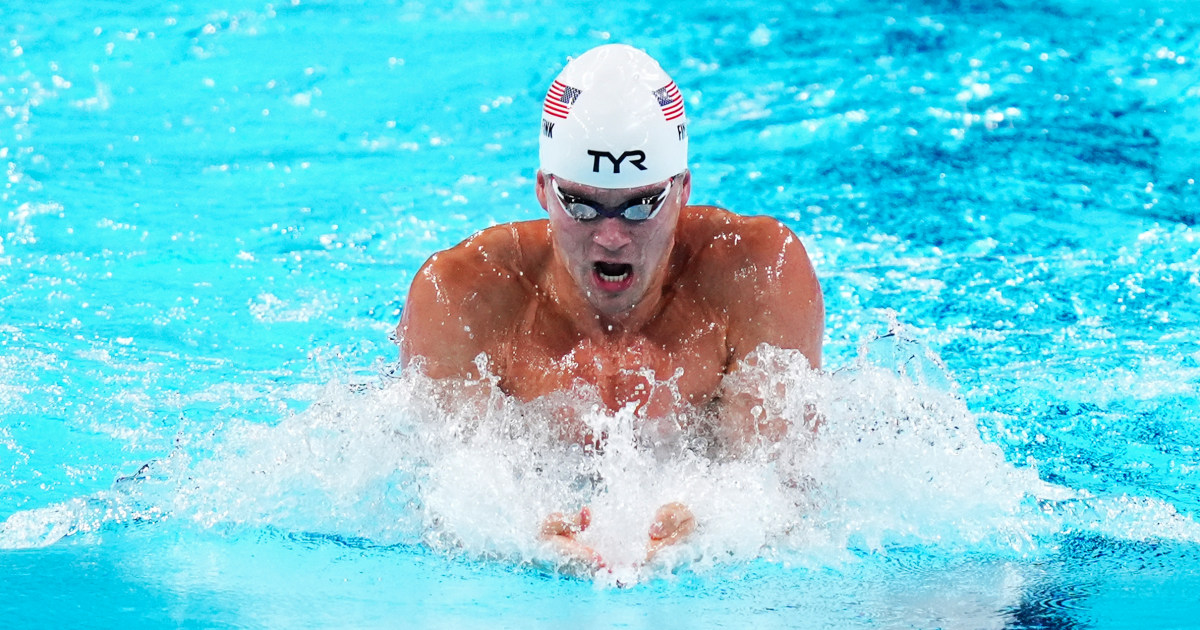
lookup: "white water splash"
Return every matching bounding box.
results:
[3,337,1198,582]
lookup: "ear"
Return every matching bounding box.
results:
[677,169,692,207]
[535,170,549,212]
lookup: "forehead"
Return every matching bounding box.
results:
[554,175,669,198]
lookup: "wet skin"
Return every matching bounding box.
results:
[398,169,824,569]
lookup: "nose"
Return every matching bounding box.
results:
[591,218,632,251]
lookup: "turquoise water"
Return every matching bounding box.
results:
[2,0,1199,627]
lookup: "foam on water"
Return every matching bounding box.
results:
[4,328,1197,584]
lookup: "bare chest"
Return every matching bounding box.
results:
[495,313,729,419]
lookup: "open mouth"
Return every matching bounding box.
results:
[592,261,634,291]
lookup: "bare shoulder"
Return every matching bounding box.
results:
[423,221,545,288]
[677,206,824,368]
[678,206,815,285]
[398,220,549,376]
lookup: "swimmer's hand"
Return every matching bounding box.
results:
[644,501,695,564]
[539,506,605,575]
[539,502,696,580]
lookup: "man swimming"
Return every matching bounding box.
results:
[397,44,824,572]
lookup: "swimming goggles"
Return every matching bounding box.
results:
[550,175,673,222]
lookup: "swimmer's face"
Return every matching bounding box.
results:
[537,170,691,317]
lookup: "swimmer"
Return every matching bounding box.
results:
[398,44,824,572]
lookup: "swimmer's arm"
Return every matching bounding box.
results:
[399,253,489,379]
[398,242,523,382]
[724,217,824,370]
[715,218,825,455]
[398,247,525,418]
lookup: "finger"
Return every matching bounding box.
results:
[540,512,573,538]
[648,502,695,540]
[549,535,606,572]
[539,506,593,539]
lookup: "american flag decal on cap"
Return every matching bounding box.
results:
[654,81,684,121]
[543,80,582,119]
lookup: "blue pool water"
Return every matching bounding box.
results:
[2,0,1199,626]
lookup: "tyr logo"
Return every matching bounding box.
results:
[586,149,647,174]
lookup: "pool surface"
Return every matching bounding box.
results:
[2,0,1199,627]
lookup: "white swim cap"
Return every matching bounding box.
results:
[539,44,688,189]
